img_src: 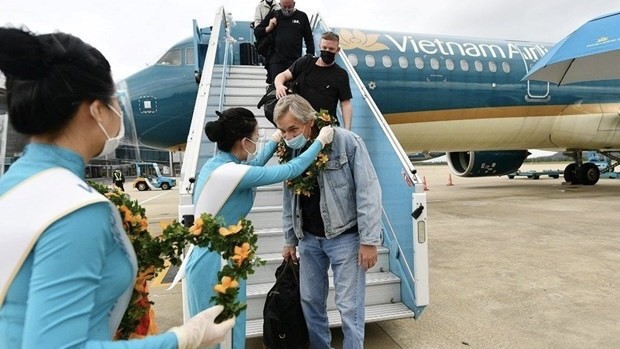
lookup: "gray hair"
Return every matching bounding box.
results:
[273,94,316,124]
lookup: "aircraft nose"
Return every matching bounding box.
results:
[115,79,139,146]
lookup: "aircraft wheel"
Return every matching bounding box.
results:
[137,182,148,191]
[578,163,600,185]
[564,163,579,184]
[508,175,515,179]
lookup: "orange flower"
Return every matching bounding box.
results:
[231,242,251,267]
[213,276,239,294]
[135,266,156,292]
[120,205,145,227]
[315,153,329,167]
[219,220,243,236]
[319,112,332,122]
[189,217,204,236]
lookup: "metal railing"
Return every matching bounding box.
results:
[310,13,428,314]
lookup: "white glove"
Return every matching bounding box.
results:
[170,305,235,349]
[270,129,283,143]
[315,126,334,148]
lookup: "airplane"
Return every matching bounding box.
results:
[117,19,620,186]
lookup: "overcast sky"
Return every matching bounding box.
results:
[1,1,618,80]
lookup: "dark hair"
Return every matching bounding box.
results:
[204,108,257,151]
[0,27,115,135]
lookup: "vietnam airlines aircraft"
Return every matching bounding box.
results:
[118,20,620,185]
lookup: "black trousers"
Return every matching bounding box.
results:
[114,181,125,191]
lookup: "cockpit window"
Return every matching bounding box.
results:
[157,49,182,66]
[186,47,195,65]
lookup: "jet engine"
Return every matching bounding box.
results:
[446,150,529,177]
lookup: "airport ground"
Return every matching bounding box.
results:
[126,162,619,349]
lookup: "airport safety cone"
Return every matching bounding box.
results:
[423,176,429,191]
[447,174,454,186]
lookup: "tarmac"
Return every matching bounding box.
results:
[126,162,620,349]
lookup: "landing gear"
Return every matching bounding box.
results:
[563,163,577,184]
[563,152,601,185]
[578,163,600,185]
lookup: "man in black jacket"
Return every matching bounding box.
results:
[113,169,125,191]
[254,0,315,84]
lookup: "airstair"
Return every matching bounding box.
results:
[178,7,429,345]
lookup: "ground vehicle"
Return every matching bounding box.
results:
[133,162,176,191]
[507,169,562,179]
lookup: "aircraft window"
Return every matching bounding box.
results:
[382,55,393,68]
[348,54,358,67]
[460,59,469,71]
[398,56,408,68]
[445,59,455,71]
[488,61,497,73]
[186,47,195,65]
[157,48,182,66]
[474,60,483,72]
[414,57,424,69]
[502,62,511,73]
[365,55,376,67]
[430,58,440,70]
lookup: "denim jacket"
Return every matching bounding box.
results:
[282,128,382,246]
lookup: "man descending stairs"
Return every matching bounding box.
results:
[208,65,415,340]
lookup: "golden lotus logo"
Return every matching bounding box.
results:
[338,29,389,51]
[597,36,609,43]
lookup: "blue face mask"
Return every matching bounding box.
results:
[285,126,307,149]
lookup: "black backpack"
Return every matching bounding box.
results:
[262,260,309,349]
[257,56,316,126]
[255,8,279,57]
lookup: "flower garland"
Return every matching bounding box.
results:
[88,181,262,338]
[186,213,264,323]
[276,109,334,197]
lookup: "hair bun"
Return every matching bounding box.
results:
[204,120,224,142]
[0,28,49,80]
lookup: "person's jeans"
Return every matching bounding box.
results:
[298,232,366,349]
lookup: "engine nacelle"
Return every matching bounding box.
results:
[446,150,529,177]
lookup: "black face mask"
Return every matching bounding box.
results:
[320,50,336,65]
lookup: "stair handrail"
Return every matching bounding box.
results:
[311,13,427,313]
[312,13,418,179]
[179,7,227,201]
[218,13,236,112]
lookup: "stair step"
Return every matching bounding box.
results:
[246,302,415,338]
[248,247,390,284]
[245,271,401,319]
[253,228,284,255]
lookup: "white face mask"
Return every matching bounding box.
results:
[243,137,259,162]
[93,104,124,158]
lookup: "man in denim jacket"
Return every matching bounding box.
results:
[273,94,382,349]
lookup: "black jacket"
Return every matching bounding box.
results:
[254,9,315,64]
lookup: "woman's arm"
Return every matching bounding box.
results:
[246,139,277,167]
[237,141,322,189]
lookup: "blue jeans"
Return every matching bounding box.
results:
[298,233,366,349]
